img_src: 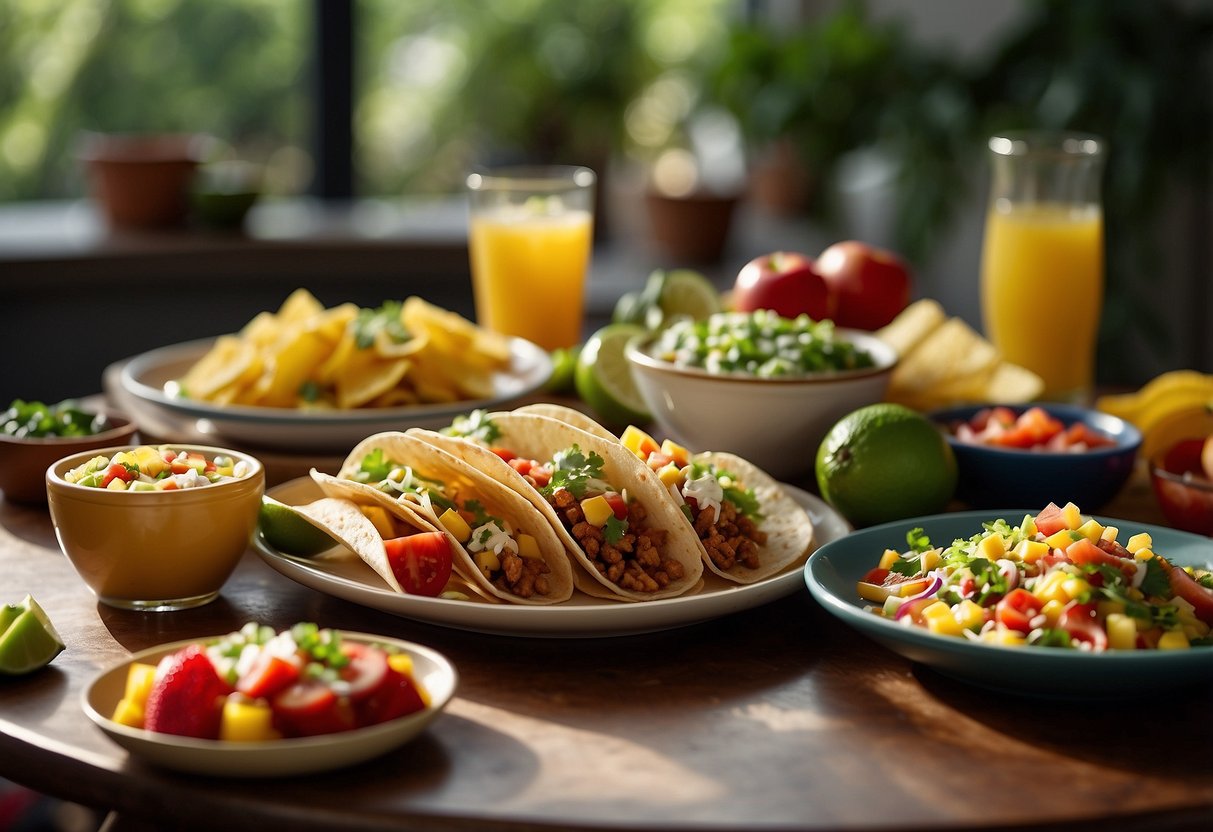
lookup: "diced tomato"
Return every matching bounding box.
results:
[860,567,891,585]
[100,463,134,487]
[508,457,534,476]
[354,665,427,727]
[338,642,390,702]
[1058,602,1108,651]
[236,652,301,700]
[644,451,674,472]
[995,588,1044,633]
[491,448,518,464]
[1168,567,1213,625]
[384,532,454,596]
[603,492,629,521]
[1065,538,1137,580]
[1034,503,1068,537]
[272,680,356,737]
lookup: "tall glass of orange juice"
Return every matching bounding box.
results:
[980,132,1105,403]
[466,166,595,351]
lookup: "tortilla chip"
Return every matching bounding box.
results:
[875,298,947,359]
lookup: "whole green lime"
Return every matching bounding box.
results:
[574,323,652,429]
[816,403,957,528]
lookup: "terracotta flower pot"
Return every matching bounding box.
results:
[644,190,739,263]
[79,133,209,230]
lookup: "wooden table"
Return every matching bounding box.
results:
[1,456,1210,832]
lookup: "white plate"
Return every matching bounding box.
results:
[254,478,850,638]
[82,632,457,777]
[114,337,552,452]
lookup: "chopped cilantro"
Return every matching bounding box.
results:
[906,527,932,554]
[353,301,410,349]
[603,514,628,544]
[1028,628,1074,648]
[298,380,321,402]
[442,409,502,445]
[356,448,395,483]
[542,445,607,500]
[1138,557,1171,598]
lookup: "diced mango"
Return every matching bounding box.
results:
[1061,502,1083,530]
[1041,599,1065,626]
[1100,525,1120,543]
[1061,576,1091,601]
[659,438,691,467]
[133,446,167,477]
[124,662,158,707]
[1013,539,1049,563]
[1157,630,1190,650]
[474,550,500,576]
[982,628,1027,647]
[954,599,986,630]
[657,463,684,488]
[620,425,659,459]
[1134,548,1155,562]
[580,495,614,527]
[516,533,541,559]
[387,653,414,676]
[1106,613,1137,650]
[895,578,931,597]
[978,534,1006,560]
[219,698,280,742]
[922,601,963,636]
[878,549,901,570]
[1033,572,1069,604]
[1077,519,1105,543]
[1045,529,1083,551]
[919,548,942,573]
[1126,533,1153,554]
[106,478,128,491]
[438,508,472,543]
[360,505,396,539]
[111,697,145,729]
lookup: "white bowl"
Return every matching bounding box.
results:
[625,328,897,480]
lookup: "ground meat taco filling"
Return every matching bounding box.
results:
[685,496,767,573]
[494,444,687,594]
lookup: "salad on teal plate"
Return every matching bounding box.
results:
[804,502,1213,698]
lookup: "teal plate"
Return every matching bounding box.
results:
[804,510,1213,698]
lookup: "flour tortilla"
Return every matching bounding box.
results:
[516,406,814,583]
[410,414,705,601]
[319,432,574,605]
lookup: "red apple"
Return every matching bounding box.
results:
[731,251,834,321]
[815,240,912,330]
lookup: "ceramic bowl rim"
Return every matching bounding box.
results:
[625,327,898,386]
[0,414,136,448]
[46,443,264,498]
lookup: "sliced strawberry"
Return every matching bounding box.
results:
[272,680,355,737]
[338,642,389,701]
[236,652,301,700]
[143,645,231,740]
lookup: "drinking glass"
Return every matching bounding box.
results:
[980,132,1105,403]
[466,166,596,351]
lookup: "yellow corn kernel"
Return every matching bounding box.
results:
[657,463,684,488]
[919,548,942,573]
[1126,532,1153,554]
[1041,599,1066,626]
[1013,539,1049,564]
[878,549,901,570]
[982,628,1027,647]
[360,505,396,539]
[1105,613,1137,650]
[387,653,414,676]
[660,438,691,467]
[1157,630,1190,650]
[1045,529,1082,551]
[111,697,145,729]
[1100,525,1120,543]
[620,425,659,459]
[922,601,963,636]
[220,698,280,742]
[1033,572,1070,604]
[124,662,158,707]
[1134,548,1155,562]
[580,495,614,527]
[474,550,500,576]
[1077,519,1105,543]
[1061,576,1091,601]
[954,599,986,630]
[516,533,541,560]
[1061,502,1083,530]
[438,508,472,544]
[978,534,1006,560]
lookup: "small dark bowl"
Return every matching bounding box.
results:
[0,415,138,506]
[929,403,1141,512]
[1149,439,1213,536]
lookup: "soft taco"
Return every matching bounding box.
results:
[412,413,705,601]
[316,431,574,605]
[511,404,814,583]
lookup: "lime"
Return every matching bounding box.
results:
[575,323,652,429]
[656,269,721,322]
[258,496,340,556]
[816,403,957,528]
[543,345,580,394]
[0,595,65,676]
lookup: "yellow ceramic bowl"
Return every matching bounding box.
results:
[46,445,265,611]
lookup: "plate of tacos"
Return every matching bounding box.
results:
[251,405,849,637]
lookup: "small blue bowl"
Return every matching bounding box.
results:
[929,403,1141,512]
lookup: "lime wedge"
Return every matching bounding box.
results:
[657,269,721,322]
[575,323,652,428]
[258,496,341,556]
[543,345,581,394]
[0,595,65,676]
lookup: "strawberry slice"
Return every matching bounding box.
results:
[143,645,231,739]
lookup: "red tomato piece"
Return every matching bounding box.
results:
[603,492,629,520]
[338,642,390,702]
[1168,567,1213,625]
[355,665,427,728]
[1034,503,1068,536]
[384,533,454,596]
[1065,538,1137,580]
[272,680,355,737]
[491,448,518,464]
[236,652,301,700]
[1058,602,1108,651]
[508,457,534,476]
[101,463,134,487]
[860,567,891,585]
[645,451,673,471]
[995,588,1044,633]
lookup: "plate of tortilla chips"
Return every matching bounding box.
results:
[113,291,552,453]
[251,407,849,637]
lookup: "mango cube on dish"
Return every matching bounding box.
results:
[438,508,472,543]
[220,698,280,742]
[580,495,614,527]
[516,533,541,560]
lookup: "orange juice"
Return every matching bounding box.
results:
[469,208,593,351]
[981,202,1103,401]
